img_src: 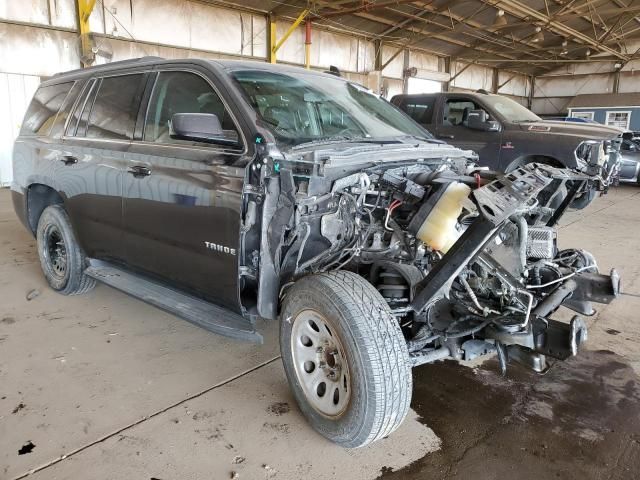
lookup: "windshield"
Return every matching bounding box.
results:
[482,95,541,123]
[231,69,432,147]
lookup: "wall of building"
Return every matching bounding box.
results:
[569,107,640,131]
[0,73,40,186]
[532,52,640,116]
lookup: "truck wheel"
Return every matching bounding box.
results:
[36,205,96,295]
[280,271,412,448]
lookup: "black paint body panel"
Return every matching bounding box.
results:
[392,92,622,172]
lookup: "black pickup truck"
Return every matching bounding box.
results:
[392,91,622,208]
[13,58,619,448]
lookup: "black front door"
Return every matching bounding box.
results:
[436,97,503,169]
[122,69,250,311]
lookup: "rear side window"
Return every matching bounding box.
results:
[401,97,435,125]
[86,74,146,140]
[66,79,98,137]
[20,82,74,136]
[143,71,239,147]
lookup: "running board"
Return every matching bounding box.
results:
[84,260,262,343]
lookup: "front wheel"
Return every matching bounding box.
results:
[280,271,412,448]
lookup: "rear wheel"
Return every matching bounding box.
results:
[36,205,95,295]
[280,271,411,448]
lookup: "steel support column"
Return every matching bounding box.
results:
[76,0,96,67]
[270,8,310,64]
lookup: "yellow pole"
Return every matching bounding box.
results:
[269,17,277,64]
[77,0,97,67]
[271,9,310,64]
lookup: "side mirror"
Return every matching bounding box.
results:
[466,109,500,132]
[169,113,237,146]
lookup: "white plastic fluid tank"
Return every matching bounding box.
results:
[416,182,471,253]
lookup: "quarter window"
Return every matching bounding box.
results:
[86,74,146,140]
[20,82,74,136]
[143,71,239,147]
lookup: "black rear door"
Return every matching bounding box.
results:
[122,66,251,311]
[59,71,148,261]
[393,95,437,135]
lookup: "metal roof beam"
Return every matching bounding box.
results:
[485,0,628,60]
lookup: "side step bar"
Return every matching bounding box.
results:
[85,259,262,343]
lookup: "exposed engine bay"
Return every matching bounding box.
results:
[244,143,620,373]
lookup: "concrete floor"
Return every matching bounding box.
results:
[1,186,639,480]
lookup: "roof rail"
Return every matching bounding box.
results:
[52,56,165,77]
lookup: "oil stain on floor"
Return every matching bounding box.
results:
[380,349,640,480]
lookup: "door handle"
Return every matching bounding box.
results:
[59,155,78,166]
[436,134,455,140]
[127,165,152,178]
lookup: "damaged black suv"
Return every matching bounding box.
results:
[13,57,620,448]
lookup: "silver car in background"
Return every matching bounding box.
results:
[618,137,640,185]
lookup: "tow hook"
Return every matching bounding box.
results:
[569,316,588,356]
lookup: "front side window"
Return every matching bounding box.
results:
[231,69,431,148]
[143,71,239,147]
[443,99,479,127]
[86,74,146,140]
[20,82,74,136]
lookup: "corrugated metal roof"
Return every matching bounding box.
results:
[568,93,640,108]
[199,0,640,76]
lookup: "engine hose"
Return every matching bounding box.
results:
[444,317,494,339]
[532,279,577,317]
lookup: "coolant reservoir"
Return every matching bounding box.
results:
[416,182,471,253]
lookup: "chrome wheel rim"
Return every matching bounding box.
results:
[44,226,67,280]
[290,309,351,418]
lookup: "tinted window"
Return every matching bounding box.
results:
[86,74,145,140]
[144,71,239,146]
[443,99,480,127]
[66,79,98,137]
[401,97,435,124]
[20,82,74,136]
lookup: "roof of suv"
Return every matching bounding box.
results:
[46,56,347,86]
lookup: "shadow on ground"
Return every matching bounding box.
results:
[380,349,640,480]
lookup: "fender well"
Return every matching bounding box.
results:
[26,184,64,234]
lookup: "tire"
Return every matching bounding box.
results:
[280,271,412,448]
[36,204,96,295]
